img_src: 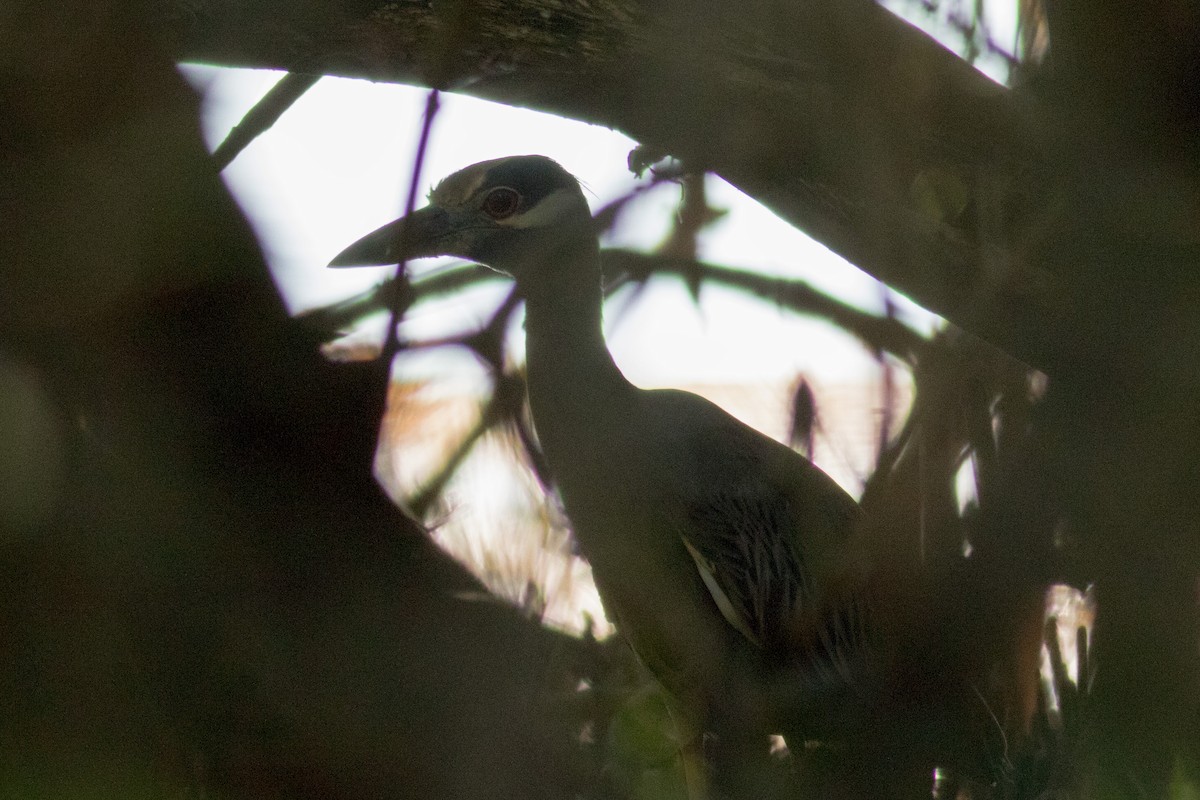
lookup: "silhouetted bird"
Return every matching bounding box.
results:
[331,155,870,797]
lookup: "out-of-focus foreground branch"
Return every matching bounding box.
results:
[0,5,597,798]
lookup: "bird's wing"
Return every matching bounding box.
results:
[673,473,876,698]
[645,390,862,654]
[676,481,813,650]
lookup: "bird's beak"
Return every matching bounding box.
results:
[328,206,453,268]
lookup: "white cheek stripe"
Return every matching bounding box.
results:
[463,171,488,201]
[505,188,588,229]
[430,165,490,207]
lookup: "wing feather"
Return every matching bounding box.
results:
[678,485,811,651]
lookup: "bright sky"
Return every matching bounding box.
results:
[185,66,940,389]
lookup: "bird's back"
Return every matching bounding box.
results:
[543,384,868,729]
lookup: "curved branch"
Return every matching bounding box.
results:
[600,248,927,361]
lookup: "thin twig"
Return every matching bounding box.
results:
[601,249,928,361]
[376,89,441,415]
[212,72,320,171]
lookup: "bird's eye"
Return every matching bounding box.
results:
[481,187,521,220]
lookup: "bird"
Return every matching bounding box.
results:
[330,155,871,796]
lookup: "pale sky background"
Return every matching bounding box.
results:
[185,66,944,391]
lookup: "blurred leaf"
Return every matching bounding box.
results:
[1172,752,1200,800]
[604,686,689,800]
[605,688,682,769]
[629,764,690,800]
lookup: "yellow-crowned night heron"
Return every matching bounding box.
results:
[330,155,869,796]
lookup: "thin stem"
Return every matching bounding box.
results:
[376,89,441,421]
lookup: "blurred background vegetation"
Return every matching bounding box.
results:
[2,0,1198,797]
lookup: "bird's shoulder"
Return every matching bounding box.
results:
[635,388,857,519]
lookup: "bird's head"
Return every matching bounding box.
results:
[328,155,594,281]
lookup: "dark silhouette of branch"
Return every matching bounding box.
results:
[305,249,928,363]
[601,249,927,360]
[212,71,320,169]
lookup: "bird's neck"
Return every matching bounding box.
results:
[518,239,632,448]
